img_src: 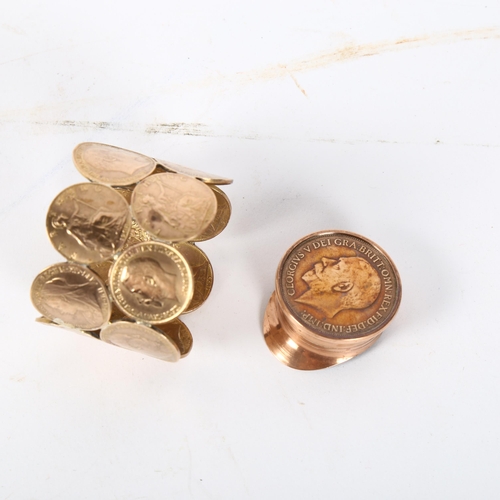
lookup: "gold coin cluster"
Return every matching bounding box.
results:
[31,143,232,362]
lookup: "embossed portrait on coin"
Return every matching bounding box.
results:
[51,199,127,257]
[122,258,179,308]
[296,257,381,319]
[42,275,104,328]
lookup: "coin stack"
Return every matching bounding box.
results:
[31,143,232,362]
[263,230,401,370]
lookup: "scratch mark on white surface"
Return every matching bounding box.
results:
[26,120,210,136]
[227,27,500,85]
[0,46,67,67]
[289,73,308,97]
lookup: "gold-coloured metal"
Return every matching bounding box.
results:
[35,316,99,339]
[31,262,111,331]
[155,158,233,185]
[100,321,181,362]
[131,172,217,242]
[191,186,231,242]
[175,243,214,313]
[33,142,232,362]
[263,230,402,370]
[73,142,156,186]
[156,318,193,358]
[109,241,193,324]
[47,183,131,264]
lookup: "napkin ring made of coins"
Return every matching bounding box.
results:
[263,230,402,370]
[31,142,233,362]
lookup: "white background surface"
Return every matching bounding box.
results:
[1,1,500,498]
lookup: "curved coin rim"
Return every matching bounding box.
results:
[30,262,112,331]
[73,142,156,186]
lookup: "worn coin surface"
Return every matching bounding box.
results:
[31,262,111,331]
[73,142,156,186]
[100,321,181,362]
[155,158,233,185]
[277,231,402,340]
[191,186,231,242]
[109,241,193,324]
[156,318,193,358]
[175,243,214,313]
[47,183,131,264]
[131,172,217,242]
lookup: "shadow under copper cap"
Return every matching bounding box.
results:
[262,230,402,371]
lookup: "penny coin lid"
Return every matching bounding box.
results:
[73,142,156,186]
[31,262,111,331]
[156,158,233,185]
[276,230,402,341]
[100,321,181,362]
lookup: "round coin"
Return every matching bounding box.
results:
[156,318,193,358]
[100,321,181,362]
[131,172,217,242]
[175,243,214,313]
[31,262,111,331]
[73,142,156,186]
[46,183,131,264]
[109,242,193,324]
[191,186,231,242]
[277,231,402,340]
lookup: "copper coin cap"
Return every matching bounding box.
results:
[263,230,402,370]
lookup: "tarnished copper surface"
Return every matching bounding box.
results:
[73,142,156,186]
[131,172,217,242]
[155,158,233,185]
[175,242,214,313]
[100,321,181,362]
[263,231,402,370]
[31,262,111,331]
[47,183,131,264]
[109,241,193,324]
[191,186,231,242]
[156,318,193,358]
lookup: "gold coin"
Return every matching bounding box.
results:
[31,262,111,331]
[46,183,131,264]
[35,316,99,339]
[156,158,233,185]
[73,142,156,186]
[174,242,213,313]
[131,172,217,242]
[109,241,193,324]
[100,321,181,362]
[191,186,231,242]
[88,220,152,285]
[155,318,193,358]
